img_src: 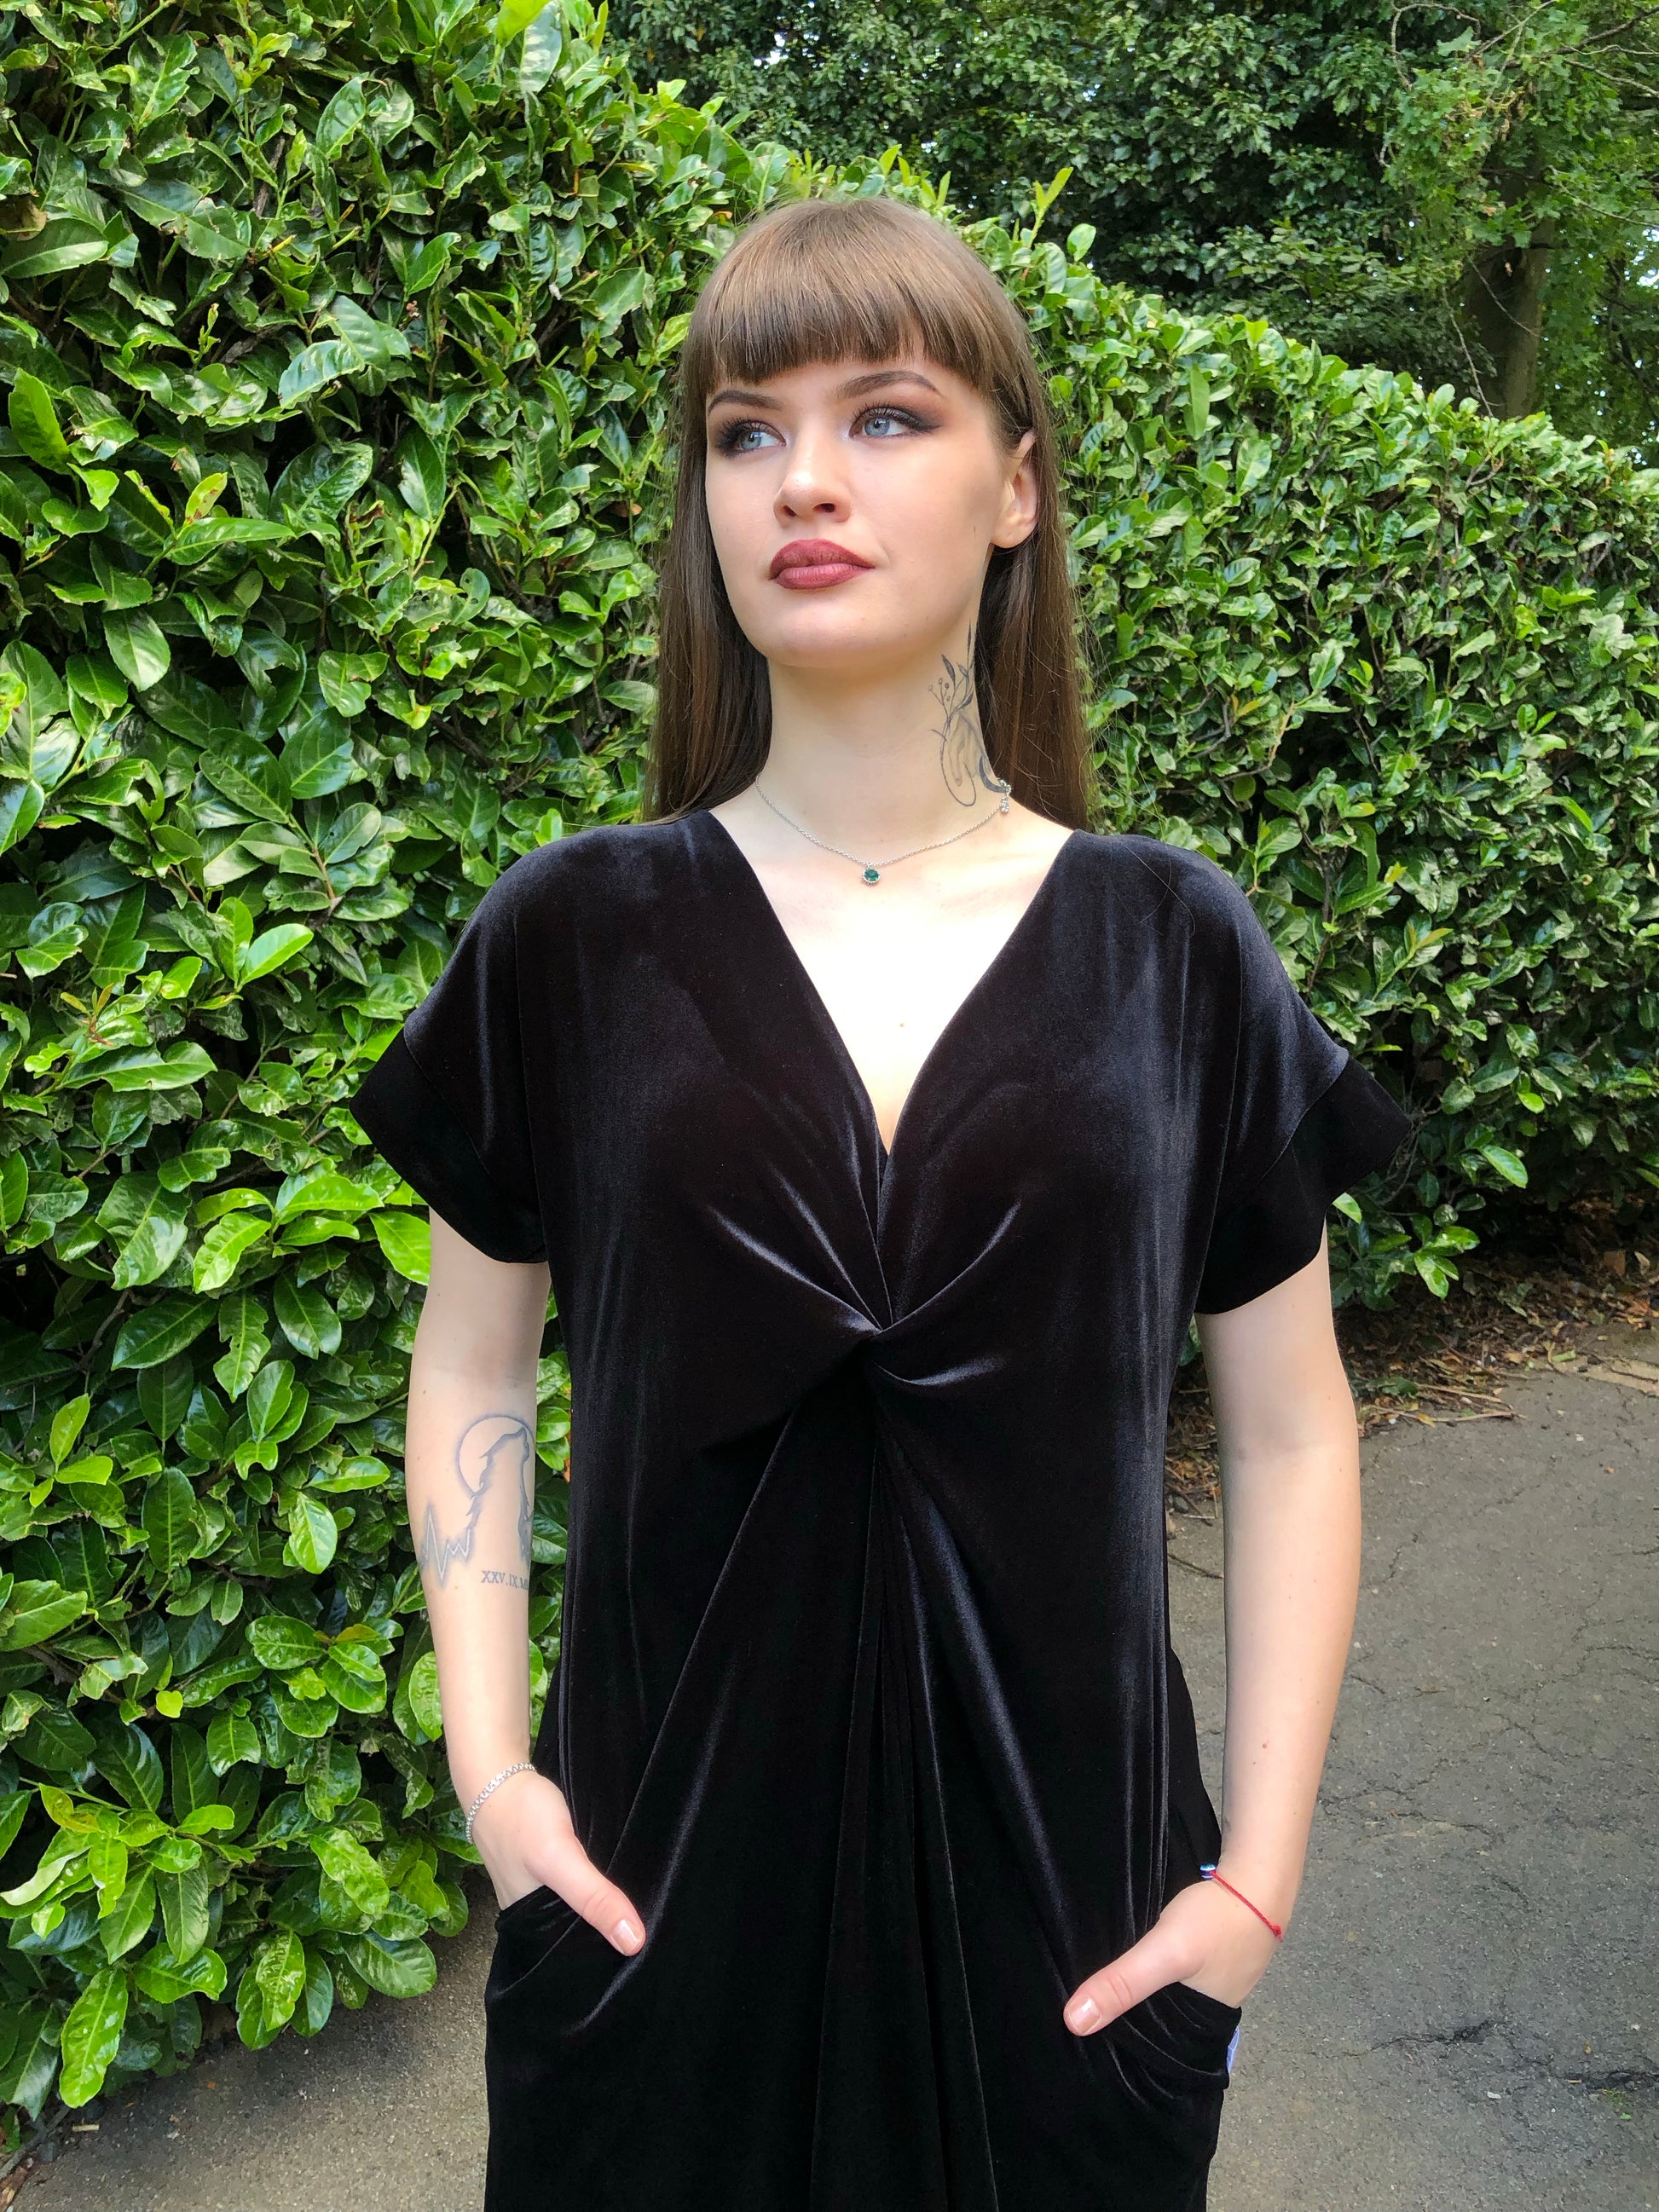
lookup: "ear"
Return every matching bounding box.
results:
[991,429,1039,552]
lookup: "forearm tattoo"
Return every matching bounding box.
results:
[417,1412,536,1589]
[932,622,1005,807]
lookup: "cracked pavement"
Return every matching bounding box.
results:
[39,1321,1658,2210]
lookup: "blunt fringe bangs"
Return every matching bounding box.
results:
[644,196,1095,828]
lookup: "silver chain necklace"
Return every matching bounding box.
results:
[754,776,1012,884]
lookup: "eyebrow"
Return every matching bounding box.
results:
[704,367,943,413]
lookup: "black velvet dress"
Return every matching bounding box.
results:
[350,809,1411,2212]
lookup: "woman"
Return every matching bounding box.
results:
[352,194,1411,2210]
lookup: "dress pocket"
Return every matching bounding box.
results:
[1098,1978,1241,2174]
[1165,1977,1244,2048]
[494,1881,561,1930]
[486,1884,586,2005]
[1108,1978,1241,2097]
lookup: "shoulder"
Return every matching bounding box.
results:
[1071,829,1260,947]
[462,817,698,939]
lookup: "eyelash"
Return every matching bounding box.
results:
[712,404,934,454]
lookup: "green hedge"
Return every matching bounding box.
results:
[0,0,1653,2140]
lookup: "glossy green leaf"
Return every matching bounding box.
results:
[97,1175,190,1290]
[273,1275,342,1359]
[0,2009,61,2119]
[1477,1142,1529,1187]
[0,1790,32,1859]
[193,1212,269,1295]
[49,1395,90,1468]
[112,1298,216,1372]
[92,1718,165,1813]
[0,780,45,856]
[236,924,314,985]
[234,1965,284,2050]
[96,1879,157,1973]
[87,1832,129,1904]
[246,1360,295,1441]
[294,1949,335,2036]
[20,1703,96,1773]
[169,1723,217,1821]
[317,652,387,718]
[405,1651,444,1741]
[252,1929,307,2026]
[137,1354,195,1444]
[373,1213,431,1285]
[341,1932,437,2000]
[495,0,553,38]
[393,433,446,522]
[273,443,374,531]
[142,1470,199,1573]
[310,1827,389,1919]
[59,1967,128,2106]
[102,608,171,690]
[320,1644,386,1713]
[133,1942,227,2002]
[206,1712,261,1773]
[212,1294,270,1400]
[157,1863,211,1961]
[250,1615,325,1670]
[79,1041,217,1093]
[285,1495,339,1574]
[1,217,117,284]
[8,373,71,471]
[315,78,368,161]
[0,1581,88,1649]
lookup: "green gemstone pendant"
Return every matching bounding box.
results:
[862,865,881,884]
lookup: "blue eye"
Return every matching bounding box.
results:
[714,419,774,453]
[856,407,928,437]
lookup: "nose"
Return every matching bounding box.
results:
[775,419,850,526]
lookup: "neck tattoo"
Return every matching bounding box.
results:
[933,623,1007,811]
[755,630,1012,884]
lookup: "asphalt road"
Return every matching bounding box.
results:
[32,1319,1657,2212]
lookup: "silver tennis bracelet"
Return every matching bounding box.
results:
[465,1759,535,1843]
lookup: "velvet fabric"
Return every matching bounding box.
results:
[350,809,1412,2211]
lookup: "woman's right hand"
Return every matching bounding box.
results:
[471,1768,647,1955]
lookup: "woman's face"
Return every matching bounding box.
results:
[701,351,1038,678]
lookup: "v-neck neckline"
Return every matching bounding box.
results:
[697,808,1085,1177]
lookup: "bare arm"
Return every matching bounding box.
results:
[1061,1227,1361,2032]
[1201,1223,1362,1942]
[408,1212,645,1953]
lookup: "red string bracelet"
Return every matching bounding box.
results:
[1199,1863,1284,1941]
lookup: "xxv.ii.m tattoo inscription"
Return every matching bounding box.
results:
[417,1412,536,1588]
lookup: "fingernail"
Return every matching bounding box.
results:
[614,1918,643,1952]
[1066,1997,1101,2034]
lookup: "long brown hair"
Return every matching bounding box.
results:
[641,194,1095,828]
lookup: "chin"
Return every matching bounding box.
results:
[742,601,943,675]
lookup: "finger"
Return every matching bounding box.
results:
[1063,1930,1188,2036]
[543,1839,647,1955]
[577,1876,647,1955]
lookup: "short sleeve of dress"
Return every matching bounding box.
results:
[349,864,546,1265]
[1194,870,1411,1315]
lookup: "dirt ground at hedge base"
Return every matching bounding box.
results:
[1165,1189,1659,1508]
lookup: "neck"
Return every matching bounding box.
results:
[760,622,1005,846]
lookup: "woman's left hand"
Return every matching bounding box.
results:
[1061,1874,1283,2035]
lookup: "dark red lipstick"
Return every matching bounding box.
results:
[769,538,874,589]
